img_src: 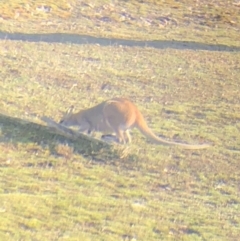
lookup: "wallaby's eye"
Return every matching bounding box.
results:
[59,119,63,124]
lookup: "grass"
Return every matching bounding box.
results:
[0,40,239,240]
[0,0,240,240]
[0,0,240,46]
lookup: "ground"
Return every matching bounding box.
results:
[0,0,239,240]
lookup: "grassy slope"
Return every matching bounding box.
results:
[0,41,239,240]
[0,0,240,240]
[0,0,240,46]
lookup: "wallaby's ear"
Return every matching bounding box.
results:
[62,105,74,120]
[66,105,74,115]
[60,105,74,124]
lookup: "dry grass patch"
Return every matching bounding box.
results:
[0,0,239,45]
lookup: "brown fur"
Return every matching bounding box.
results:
[59,97,210,149]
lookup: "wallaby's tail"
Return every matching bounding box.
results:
[135,115,210,149]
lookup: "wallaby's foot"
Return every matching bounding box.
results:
[87,129,92,135]
[101,134,119,143]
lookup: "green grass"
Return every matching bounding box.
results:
[0,0,240,240]
[0,0,240,46]
[0,40,239,240]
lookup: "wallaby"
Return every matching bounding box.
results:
[59,97,210,149]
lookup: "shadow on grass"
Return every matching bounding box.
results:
[0,113,127,164]
[1,31,239,52]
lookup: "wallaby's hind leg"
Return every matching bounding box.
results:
[124,130,132,143]
[114,129,126,144]
[101,130,131,144]
[109,128,130,144]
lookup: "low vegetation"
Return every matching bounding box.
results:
[0,0,239,240]
[0,0,240,45]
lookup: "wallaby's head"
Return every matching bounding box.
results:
[59,106,90,132]
[59,105,76,126]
